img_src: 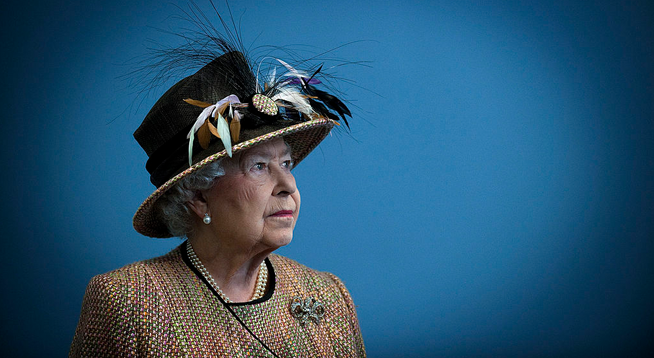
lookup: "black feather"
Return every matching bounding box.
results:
[305,64,323,87]
[308,98,341,123]
[304,84,351,127]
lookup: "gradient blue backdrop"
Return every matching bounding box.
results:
[2,0,652,356]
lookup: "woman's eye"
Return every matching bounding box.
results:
[253,162,265,171]
[282,160,293,169]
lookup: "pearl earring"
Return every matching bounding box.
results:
[203,213,211,224]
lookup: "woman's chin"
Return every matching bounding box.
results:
[262,232,294,250]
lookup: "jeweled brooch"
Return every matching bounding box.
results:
[290,296,325,324]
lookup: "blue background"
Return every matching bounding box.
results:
[2,0,653,356]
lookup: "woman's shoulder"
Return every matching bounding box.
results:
[87,244,185,291]
[71,245,189,356]
[268,253,330,277]
[268,253,350,293]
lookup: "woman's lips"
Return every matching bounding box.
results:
[270,210,294,217]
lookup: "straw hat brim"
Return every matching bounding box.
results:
[133,117,336,238]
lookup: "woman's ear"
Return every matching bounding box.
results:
[186,190,209,219]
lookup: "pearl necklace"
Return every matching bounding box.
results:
[187,241,268,303]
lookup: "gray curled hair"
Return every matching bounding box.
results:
[155,160,225,237]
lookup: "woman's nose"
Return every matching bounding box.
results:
[272,164,296,196]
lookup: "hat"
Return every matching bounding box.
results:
[132,49,351,238]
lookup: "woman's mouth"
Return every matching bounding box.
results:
[270,210,294,217]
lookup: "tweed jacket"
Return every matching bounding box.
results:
[70,242,365,357]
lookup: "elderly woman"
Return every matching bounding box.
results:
[69,38,365,356]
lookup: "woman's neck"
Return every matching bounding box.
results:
[188,234,271,302]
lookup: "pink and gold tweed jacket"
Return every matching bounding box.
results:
[70,243,365,357]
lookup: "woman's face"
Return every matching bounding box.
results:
[203,138,300,251]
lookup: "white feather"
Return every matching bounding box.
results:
[187,105,215,166]
[271,87,315,116]
[187,106,214,139]
[276,58,308,80]
[267,67,277,88]
[215,113,233,157]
